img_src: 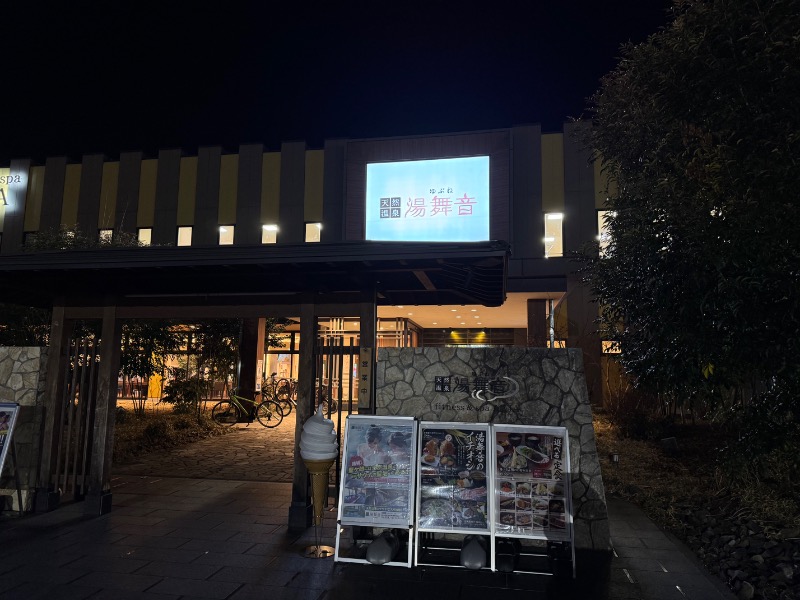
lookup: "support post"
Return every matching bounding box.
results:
[84,304,122,516]
[289,302,315,529]
[35,304,70,512]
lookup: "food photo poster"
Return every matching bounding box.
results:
[340,417,416,526]
[493,426,571,540]
[417,423,490,532]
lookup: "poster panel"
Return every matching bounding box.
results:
[338,415,417,527]
[416,422,490,533]
[492,425,571,541]
[0,403,20,476]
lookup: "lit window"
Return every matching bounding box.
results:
[138,228,152,246]
[597,210,614,257]
[305,222,321,243]
[547,339,566,349]
[99,229,113,243]
[219,225,234,245]
[543,213,563,258]
[177,226,192,247]
[262,224,278,244]
[602,340,621,354]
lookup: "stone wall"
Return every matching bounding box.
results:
[0,347,48,512]
[375,346,610,552]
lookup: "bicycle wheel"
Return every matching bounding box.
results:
[211,400,241,425]
[255,399,284,428]
[275,398,293,417]
[274,379,293,415]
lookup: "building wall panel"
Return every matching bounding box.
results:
[152,149,181,244]
[177,156,198,227]
[24,166,45,234]
[99,162,119,230]
[61,164,82,228]
[137,160,158,232]
[236,144,263,246]
[76,155,104,236]
[194,147,222,246]
[117,152,142,234]
[278,141,306,244]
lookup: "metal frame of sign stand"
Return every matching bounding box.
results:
[490,424,576,578]
[0,403,23,516]
[334,415,418,568]
[414,421,493,570]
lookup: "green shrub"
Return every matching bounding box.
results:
[161,377,212,415]
[142,419,171,444]
[605,387,674,440]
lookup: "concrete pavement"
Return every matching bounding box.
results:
[0,415,736,599]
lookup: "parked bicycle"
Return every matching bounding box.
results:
[211,387,283,428]
[262,372,297,416]
[316,382,338,414]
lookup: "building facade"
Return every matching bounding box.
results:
[0,123,614,522]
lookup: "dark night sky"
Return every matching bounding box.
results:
[1,1,674,165]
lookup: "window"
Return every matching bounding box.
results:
[262,224,278,244]
[218,225,234,245]
[138,228,152,246]
[177,226,192,247]
[543,212,563,258]
[597,210,614,257]
[305,222,321,243]
[99,229,113,243]
[602,340,621,354]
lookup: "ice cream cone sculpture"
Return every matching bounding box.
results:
[305,458,335,525]
[300,405,339,526]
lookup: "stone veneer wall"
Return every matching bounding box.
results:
[0,347,48,512]
[375,346,610,552]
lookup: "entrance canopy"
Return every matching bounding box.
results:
[0,241,509,312]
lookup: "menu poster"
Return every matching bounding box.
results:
[494,426,571,540]
[0,403,20,476]
[417,423,490,532]
[340,416,416,526]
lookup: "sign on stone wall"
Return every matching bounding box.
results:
[374,347,610,552]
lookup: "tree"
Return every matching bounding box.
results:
[578,0,800,410]
[119,319,183,415]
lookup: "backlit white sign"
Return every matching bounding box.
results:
[365,156,490,242]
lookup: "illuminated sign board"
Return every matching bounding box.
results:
[365,156,490,242]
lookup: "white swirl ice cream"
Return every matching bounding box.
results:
[300,404,338,461]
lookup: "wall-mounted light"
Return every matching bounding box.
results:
[546,213,564,220]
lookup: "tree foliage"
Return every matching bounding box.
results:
[579,0,800,406]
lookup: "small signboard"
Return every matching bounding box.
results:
[337,415,417,527]
[491,424,572,542]
[416,422,491,533]
[0,403,20,476]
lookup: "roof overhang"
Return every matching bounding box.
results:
[0,241,509,312]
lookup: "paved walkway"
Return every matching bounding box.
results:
[0,417,736,600]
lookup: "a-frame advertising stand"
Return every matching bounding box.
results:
[334,415,418,567]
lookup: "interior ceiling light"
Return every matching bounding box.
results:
[546,213,564,220]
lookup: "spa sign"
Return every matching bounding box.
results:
[433,373,520,402]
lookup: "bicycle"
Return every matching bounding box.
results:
[211,387,284,428]
[263,373,297,416]
[315,382,338,414]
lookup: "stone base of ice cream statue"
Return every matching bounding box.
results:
[300,405,339,558]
